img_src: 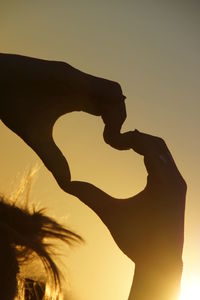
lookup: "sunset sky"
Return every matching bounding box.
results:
[0,1,200,299]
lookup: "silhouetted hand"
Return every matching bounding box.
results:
[0,53,126,190]
[68,130,186,299]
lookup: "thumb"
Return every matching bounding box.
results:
[27,133,71,191]
[67,181,116,224]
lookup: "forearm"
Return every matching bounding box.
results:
[128,260,183,300]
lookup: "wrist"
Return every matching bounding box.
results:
[129,260,183,300]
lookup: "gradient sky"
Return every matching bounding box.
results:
[0,1,200,299]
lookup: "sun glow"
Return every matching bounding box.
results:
[179,276,200,300]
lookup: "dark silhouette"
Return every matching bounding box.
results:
[67,130,186,300]
[0,53,186,299]
[0,53,130,191]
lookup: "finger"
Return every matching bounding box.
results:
[103,102,128,150]
[144,155,174,186]
[144,154,187,196]
[27,135,71,191]
[104,130,136,150]
[67,181,132,259]
[130,130,176,167]
[102,99,126,130]
[130,130,168,156]
[98,79,126,147]
[129,130,186,187]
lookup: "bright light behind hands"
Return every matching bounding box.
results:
[179,276,200,300]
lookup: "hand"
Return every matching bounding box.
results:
[68,130,186,262]
[0,53,127,190]
[67,130,186,299]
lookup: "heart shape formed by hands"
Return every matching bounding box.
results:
[0,53,131,191]
[0,53,186,300]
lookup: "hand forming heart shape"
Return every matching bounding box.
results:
[0,53,186,300]
[0,53,129,191]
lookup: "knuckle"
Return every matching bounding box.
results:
[171,177,187,196]
[111,81,122,91]
[155,137,169,153]
[109,81,123,98]
[179,178,187,193]
[157,137,166,146]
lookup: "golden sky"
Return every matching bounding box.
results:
[0,1,200,299]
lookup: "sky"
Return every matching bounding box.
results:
[0,1,200,299]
